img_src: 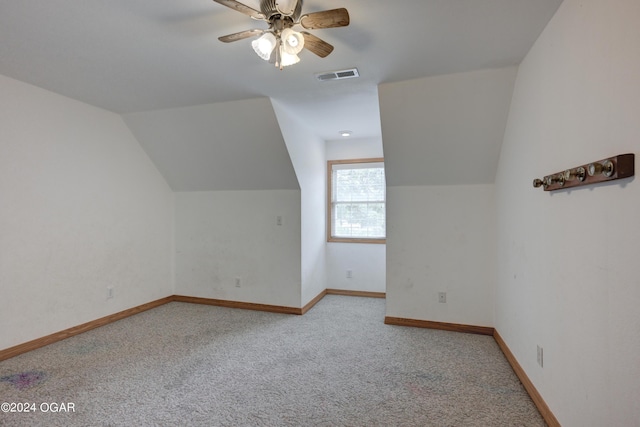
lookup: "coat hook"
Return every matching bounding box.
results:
[533,154,633,191]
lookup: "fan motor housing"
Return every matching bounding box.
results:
[260,0,303,21]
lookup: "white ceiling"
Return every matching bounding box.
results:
[0,0,562,142]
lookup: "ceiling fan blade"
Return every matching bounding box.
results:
[301,32,334,58]
[218,29,264,43]
[212,0,266,20]
[299,8,349,30]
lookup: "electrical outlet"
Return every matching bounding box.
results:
[346,269,353,279]
[438,292,447,303]
[276,215,282,226]
[107,286,114,300]
[234,277,241,288]
[537,345,544,367]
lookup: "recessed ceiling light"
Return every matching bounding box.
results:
[339,130,352,137]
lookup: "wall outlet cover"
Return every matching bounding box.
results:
[438,292,447,303]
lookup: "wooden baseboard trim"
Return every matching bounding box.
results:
[326,289,386,298]
[384,316,494,336]
[301,289,328,315]
[172,295,302,315]
[493,330,560,427]
[0,296,174,362]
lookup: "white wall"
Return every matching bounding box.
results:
[271,99,326,306]
[385,185,495,326]
[0,74,174,351]
[495,0,640,425]
[379,68,515,326]
[326,137,384,160]
[325,137,386,293]
[125,98,305,308]
[174,190,301,308]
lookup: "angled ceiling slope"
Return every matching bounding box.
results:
[0,0,563,183]
[380,67,518,187]
[123,97,299,192]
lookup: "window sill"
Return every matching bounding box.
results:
[328,237,386,244]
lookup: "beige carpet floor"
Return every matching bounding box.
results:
[0,295,546,426]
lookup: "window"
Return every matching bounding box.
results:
[327,158,386,243]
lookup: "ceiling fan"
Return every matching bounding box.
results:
[213,0,350,69]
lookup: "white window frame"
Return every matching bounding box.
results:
[327,158,386,244]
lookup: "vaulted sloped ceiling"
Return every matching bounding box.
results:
[123,97,299,191]
[0,1,563,191]
[379,67,518,186]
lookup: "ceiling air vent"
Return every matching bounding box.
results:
[315,68,360,82]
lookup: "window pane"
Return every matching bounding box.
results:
[335,168,385,202]
[329,159,386,241]
[333,202,385,238]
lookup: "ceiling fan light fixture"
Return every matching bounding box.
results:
[281,28,305,55]
[214,1,350,68]
[251,32,277,60]
[275,0,298,17]
[279,50,300,67]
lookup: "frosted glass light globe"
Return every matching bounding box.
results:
[251,33,276,60]
[281,28,304,55]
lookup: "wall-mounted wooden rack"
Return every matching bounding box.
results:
[533,153,635,191]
